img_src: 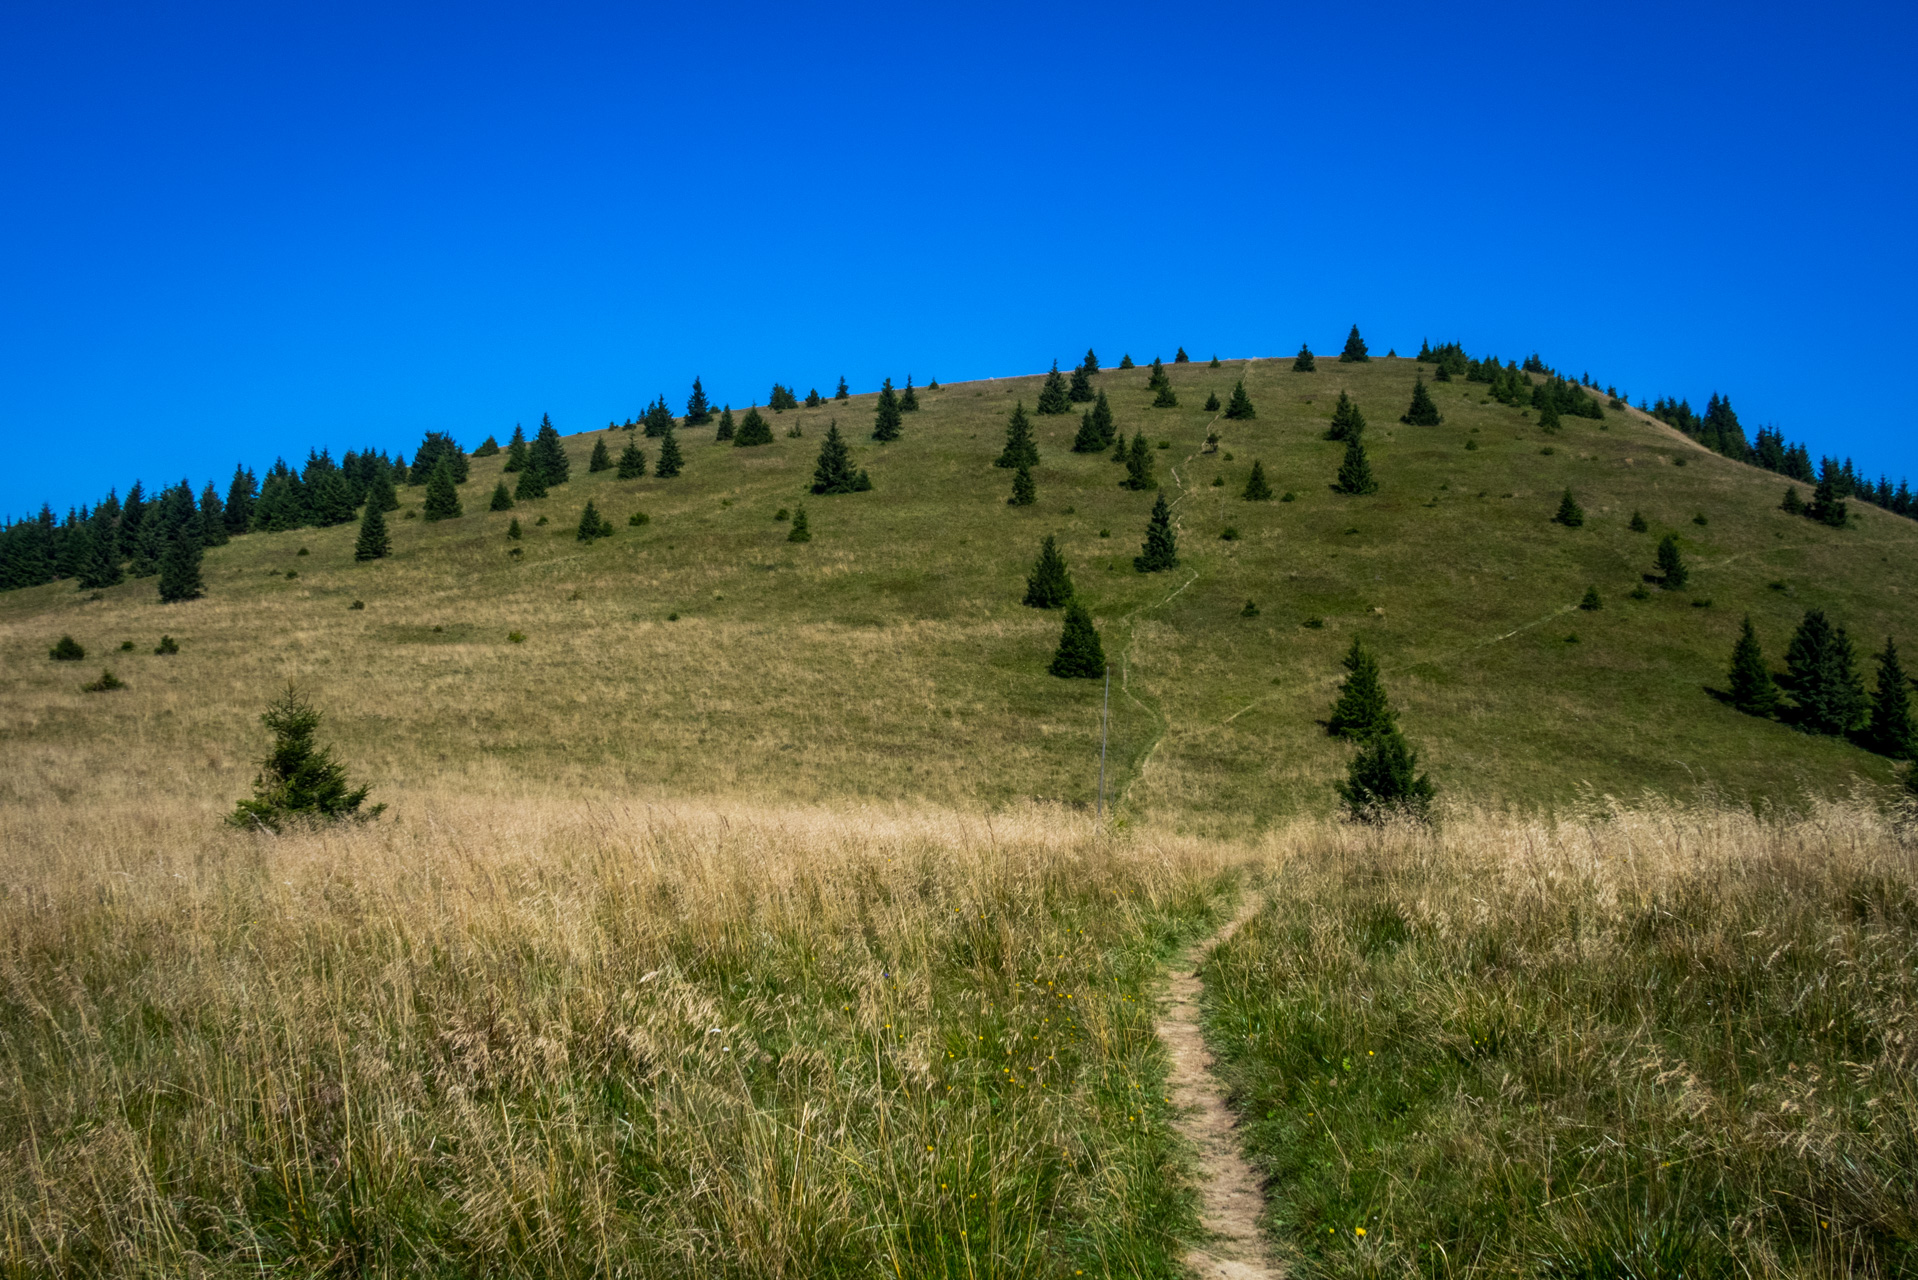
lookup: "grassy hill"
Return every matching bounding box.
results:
[3,352,1915,833]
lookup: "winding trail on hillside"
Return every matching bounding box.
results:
[1158,894,1283,1279]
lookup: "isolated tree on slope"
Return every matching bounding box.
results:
[1036,361,1071,415]
[685,377,714,425]
[1553,489,1584,527]
[1654,534,1687,589]
[1134,493,1178,572]
[530,416,570,485]
[1334,436,1377,495]
[1123,434,1156,490]
[1224,380,1256,420]
[1337,726,1433,821]
[1325,391,1365,442]
[735,407,774,447]
[1049,601,1106,678]
[503,424,529,472]
[1327,637,1394,738]
[1008,463,1036,506]
[1073,410,1104,453]
[1339,325,1370,363]
[1293,343,1316,372]
[1023,535,1073,608]
[354,502,391,561]
[1867,636,1915,757]
[812,422,871,494]
[617,438,647,479]
[1068,361,1094,403]
[423,458,463,521]
[996,402,1039,469]
[1400,377,1442,426]
[654,426,684,478]
[1727,616,1778,716]
[715,406,735,441]
[872,379,903,441]
[1242,461,1273,502]
[576,500,612,541]
[1090,389,1116,446]
[230,686,380,832]
[589,438,612,473]
[900,375,919,412]
[488,480,514,511]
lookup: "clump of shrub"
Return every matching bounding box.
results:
[50,635,85,661]
[349,600,365,610]
[1220,526,1240,541]
[155,636,180,655]
[80,668,124,692]
[508,631,526,643]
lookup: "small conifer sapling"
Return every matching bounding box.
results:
[1867,636,1915,757]
[1728,616,1779,716]
[423,458,463,521]
[1023,535,1073,608]
[1400,377,1442,426]
[229,685,382,832]
[617,439,646,479]
[1243,461,1273,501]
[1334,436,1378,495]
[354,503,391,561]
[1134,493,1179,572]
[1553,489,1585,527]
[1008,463,1036,507]
[1655,534,1688,589]
[654,426,684,478]
[589,438,612,472]
[787,504,811,542]
[1293,343,1316,372]
[489,481,514,511]
[995,403,1039,469]
[1036,362,1071,415]
[1048,601,1106,678]
[1224,380,1256,420]
[1339,325,1370,363]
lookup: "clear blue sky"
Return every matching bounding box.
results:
[3,0,1913,519]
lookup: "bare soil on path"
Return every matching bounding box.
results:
[1157,896,1282,1279]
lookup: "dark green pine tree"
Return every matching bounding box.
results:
[473,435,501,457]
[1537,397,1562,432]
[1036,361,1071,415]
[514,459,548,501]
[1293,343,1316,372]
[1809,464,1849,527]
[1339,324,1370,363]
[489,480,514,511]
[812,421,869,494]
[1204,391,1221,412]
[1023,535,1073,608]
[715,406,736,441]
[1325,390,1366,441]
[735,407,774,447]
[156,509,205,603]
[503,423,529,472]
[617,438,647,479]
[1133,493,1179,572]
[507,517,522,540]
[1337,726,1434,822]
[996,402,1039,469]
[1123,434,1156,490]
[685,377,714,425]
[1243,461,1273,501]
[1223,380,1256,420]
[1334,436,1377,495]
[530,415,570,484]
[1728,616,1778,716]
[1112,431,1129,463]
[1629,510,1649,532]
[1048,600,1106,678]
[423,458,463,520]
[901,375,920,412]
[835,376,850,400]
[1090,389,1116,446]
[589,438,613,472]
[1153,381,1179,408]
[1146,356,1168,390]
[872,379,903,441]
[354,501,392,561]
[787,504,811,542]
[654,426,684,478]
[366,468,399,513]
[642,396,677,437]
[1008,463,1036,507]
[1655,533,1688,589]
[229,686,379,832]
[1580,586,1603,611]
[76,512,124,589]
[1400,377,1442,426]
[1174,347,1190,364]
[1118,354,1135,370]
[1327,637,1394,738]
[1072,410,1104,452]
[1068,361,1094,403]
[576,500,613,541]
[1785,609,1867,736]
[1781,486,1806,516]
[224,464,258,533]
[199,482,228,547]
[1867,637,1915,758]
[1553,489,1585,527]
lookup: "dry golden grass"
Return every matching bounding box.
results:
[0,791,1238,1277]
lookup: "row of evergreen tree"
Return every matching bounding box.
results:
[1726,611,1914,755]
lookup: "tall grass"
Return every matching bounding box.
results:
[0,797,1232,1277]
[1202,800,1918,1278]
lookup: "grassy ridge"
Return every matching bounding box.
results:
[0,796,1233,1276]
[2,356,1915,831]
[1200,804,1918,1277]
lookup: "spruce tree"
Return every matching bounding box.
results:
[530,415,570,484]
[576,500,613,541]
[1008,463,1036,506]
[366,469,399,514]
[1090,389,1116,446]
[1327,637,1394,738]
[1123,434,1156,490]
[1072,410,1104,453]
[589,438,612,472]
[1146,357,1168,390]
[1339,324,1370,363]
[1036,361,1071,415]
[1023,535,1073,608]
[1337,726,1434,821]
[1204,391,1221,412]
[901,375,920,412]
[485,480,515,511]
[1068,362,1094,403]
[995,402,1039,469]
[1728,616,1778,716]
[812,422,868,494]
[872,379,903,441]
[1809,463,1849,527]
[654,426,684,478]
[1293,343,1316,372]
[1112,431,1128,463]
[199,482,228,547]
[642,396,677,436]
[1118,354,1135,370]
[1785,609,1867,735]
[224,465,258,533]
[1781,486,1805,515]
[685,377,714,425]
[735,407,774,447]
[229,686,379,831]
[1400,377,1442,426]
[1174,347,1189,363]
[806,388,822,408]
[49,635,85,661]
[1325,391,1366,441]
[1334,436,1377,495]
[835,376,849,400]
[507,517,522,540]
[514,461,548,501]
[1537,398,1562,432]
[503,423,529,472]
[1153,382,1179,408]
[473,435,501,457]
[1867,637,1915,757]
[1048,600,1106,678]
[354,502,391,561]
[1134,493,1179,572]
[1224,380,1256,420]
[617,438,646,479]
[1629,510,1649,532]
[76,514,124,588]
[787,504,811,541]
[1654,533,1687,589]
[1553,489,1585,527]
[1243,460,1273,501]
[1580,586,1603,611]
[1079,348,1100,376]
[423,458,463,520]
[715,406,736,441]
[156,510,205,603]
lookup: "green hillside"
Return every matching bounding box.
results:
[3,353,1913,831]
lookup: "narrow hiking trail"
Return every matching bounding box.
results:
[1158,895,1282,1279]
